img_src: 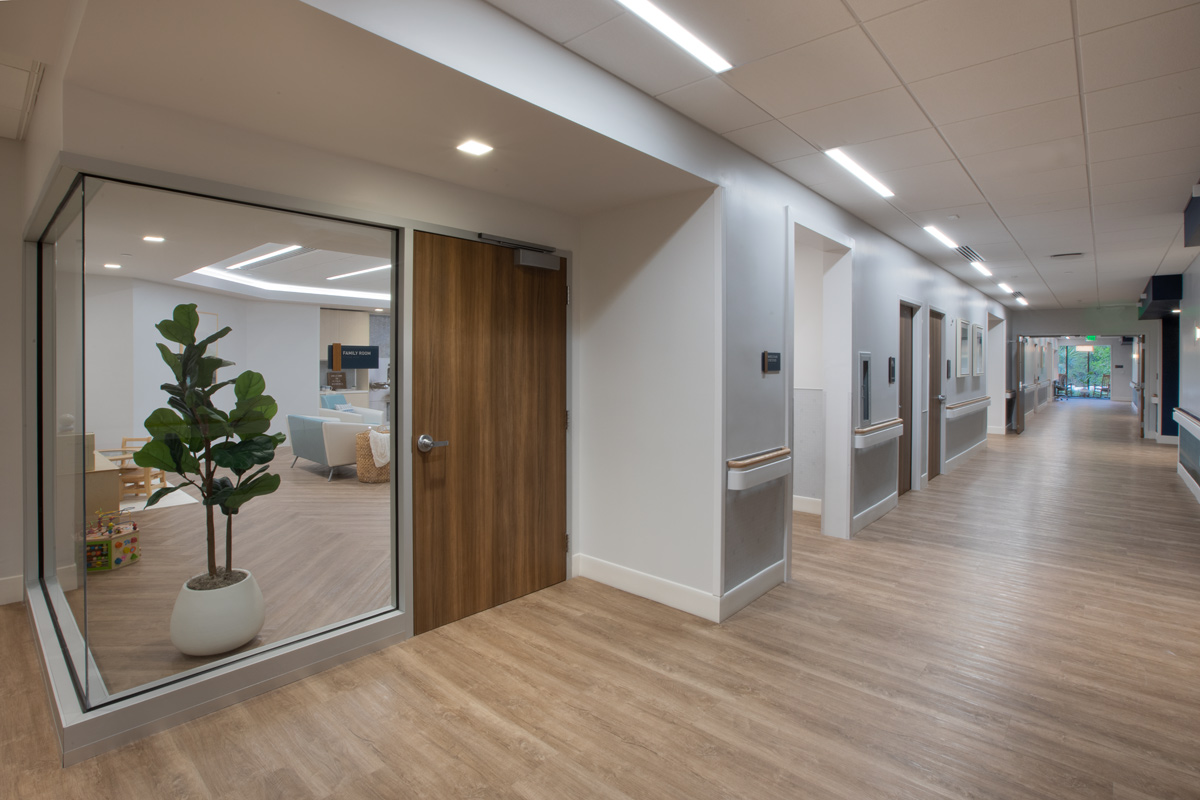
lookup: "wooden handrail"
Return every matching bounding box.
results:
[1175,407,1200,427]
[853,418,902,436]
[946,395,990,411]
[727,446,791,470]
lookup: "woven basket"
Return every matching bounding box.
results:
[355,429,390,484]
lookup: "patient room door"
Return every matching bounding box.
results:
[412,231,567,635]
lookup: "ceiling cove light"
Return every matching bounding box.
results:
[457,140,493,155]
[612,0,732,72]
[143,235,165,242]
[327,264,391,281]
[194,267,390,302]
[923,225,957,249]
[824,149,894,198]
[997,282,1013,293]
[971,261,992,277]
[225,244,303,270]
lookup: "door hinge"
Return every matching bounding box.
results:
[565,409,570,430]
[566,285,570,305]
[565,532,569,550]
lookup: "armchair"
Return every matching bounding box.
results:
[286,415,372,480]
[318,393,385,425]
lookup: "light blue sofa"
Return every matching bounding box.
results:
[287,415,372,481]
[318,393,385,425]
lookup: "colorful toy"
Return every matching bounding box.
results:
[85,509,141,573]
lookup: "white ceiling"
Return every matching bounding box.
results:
[0,48,39,140]
[486,0,1200,309]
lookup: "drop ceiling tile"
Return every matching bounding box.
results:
[839,128,953,173]
[0,105,19,139]
[657,77,772,133]
[962,136,1085,181]
[656,0,856,65]
[1094,196,1185,221]
[1159,244,1198,272]
[1086,67,1200,130]
[1092,174,1197,207]
[487,0,625,43]
[880,159,986,211]
[975,164,1088,200]
[843,0,928,21]
[1005,207,1093,239]
[1081,4,1200,91]
[991,187,1090,216]
[722,27,899,118]
[724,119,817,163]
[865,0,1073,83]
[1101,213,1183,232]
[774,152,849,187]
[1091,146,1200,186]
[0,51,35,71]
[780,86,930,150]
[1090,113,1200,163]
[971,241,1033,263]
[913,202,1013,245]
[1094,222,1180,244]
[939,97,1082,158]
[565,14,711,96]
[908,41,1079,124]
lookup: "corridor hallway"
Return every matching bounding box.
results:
[4,401,1199,798]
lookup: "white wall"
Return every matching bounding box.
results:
[575,189,721,596]
[792,236,827,507]
[0,140,25,603]
[1183,267,1200,415]
[986,316,1007,434]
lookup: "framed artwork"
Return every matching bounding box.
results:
[972,324,985,376]
[956,318,971,377]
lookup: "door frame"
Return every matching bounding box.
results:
[928,307,946,481]
[897,301,920,495]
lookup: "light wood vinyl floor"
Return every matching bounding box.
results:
[64,446,392,695]
[5,399,1200,798]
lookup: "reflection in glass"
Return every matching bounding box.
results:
[42,177,396,706]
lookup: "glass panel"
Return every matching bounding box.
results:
[47,176,397,706]
[1059,345,1111,398]
[40,179,92,702]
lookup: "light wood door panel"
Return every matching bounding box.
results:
[412,231,566,635]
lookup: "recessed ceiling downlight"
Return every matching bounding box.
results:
[457,140,493,155]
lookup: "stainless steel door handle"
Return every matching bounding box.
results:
[936,394,946,401]
[416,434,449,453]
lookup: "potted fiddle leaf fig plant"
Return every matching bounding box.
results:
[134,303,286,656]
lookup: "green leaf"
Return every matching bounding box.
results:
[155,319,191,346]
[165,435,201,476]
[222,472,281,512]
[156,343,183,382]
[173,304,199,344]
[144,408,186,441]
[195,326,232,353]
[228,409,271,439]
[134,439,180,472]
[234,371,266,404]
[205,476,235,507]
[196,356,234,388]
[211,435,280,474]
[144,484,182,508]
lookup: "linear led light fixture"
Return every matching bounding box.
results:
[1171,308,1182,314]
[194,267,390,301]
[824,149,894,197]
[1013,291,1029,306]
[923,226,958,249]
[970,261,992,277]
[103,263,121,269]
[997,282,1013,293]
[613,0,732,72]
[143,235,165,242]
[327,264,391,281]
[225,244,302,270]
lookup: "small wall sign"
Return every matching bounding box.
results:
[326,371,347,389]
[761,351,781,374]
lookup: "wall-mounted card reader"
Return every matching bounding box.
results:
[859,352,871,425]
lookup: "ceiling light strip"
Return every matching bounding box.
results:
[195,267,390,301]
[612,0,732,72]
[225,244,303,270]
[824,149,894,198]
[327,264,391,281]
[923,226,957,249]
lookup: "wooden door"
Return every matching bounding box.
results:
[928,310,944,480]
[1138,335,1146,439]
[898,305,914,495]
[412,231,567,635]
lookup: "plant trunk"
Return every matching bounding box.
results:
[225,513,233,574]
[203,436,217,578]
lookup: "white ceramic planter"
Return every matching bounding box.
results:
[169,569,265,657]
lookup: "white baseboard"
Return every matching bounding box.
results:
[0,574,23,606]
[719,560,785,622]
[852,490,897,535]
[792,495,822,514]
[987,425,1006,436]
[574,554,721,622]
[1157,434,1179,445]
[1180,463,1200,505]
[945,437,987,472]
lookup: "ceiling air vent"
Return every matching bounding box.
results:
[1050,252,1084,258]
[955,245,982,262]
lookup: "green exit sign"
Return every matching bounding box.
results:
[1086,335,1096,341]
